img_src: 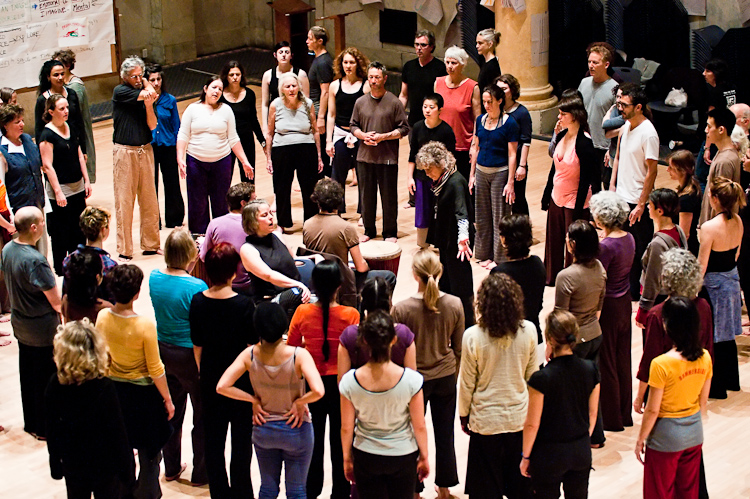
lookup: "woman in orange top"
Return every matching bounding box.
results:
[635,296,712,499]
[287,260,359,499]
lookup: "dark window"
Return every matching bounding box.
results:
[379,9,417,47]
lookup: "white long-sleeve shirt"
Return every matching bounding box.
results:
[177,102,240,163]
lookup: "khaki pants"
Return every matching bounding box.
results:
[113,143,160,257]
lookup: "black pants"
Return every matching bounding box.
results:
[625,203,654,300]
[18,342,55,437]
[153,144,185,228]
[573,335,606,446]
[202,386,254,498]
[438,245,476,329]
[271,143,320,228]
[64,472,132,499]
[531,468,590,499]
[465,430,532,499]
[513,176,529,216]
[353,448,419,499]
[592,148,606,192]
[358,162,399,239]
[423,374,459,488]
[308,375,350,499]
[709,340,740,399]
[47,190,86,275]
[331,138,360,213]
[455,150,473,206]
[159,342,207,483]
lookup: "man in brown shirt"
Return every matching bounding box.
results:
[303,178,396,290]
[700,107,742,225]
[350,61,410,242]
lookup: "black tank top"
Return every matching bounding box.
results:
[706,247,738,273]
[269,67,301,106]
[334,79,365,129]
[245,233,300,298]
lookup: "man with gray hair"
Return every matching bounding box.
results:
[1,206,61,439]
[111,55,161,261]
[350,61,410,242]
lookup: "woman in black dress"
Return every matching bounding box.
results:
[415,140,475,328]
[190,242,257,498]
[220,61,266,183]
[667,149,702,256]
[475,28,501,112]
[39,94,91,275]
[45,319,134,498]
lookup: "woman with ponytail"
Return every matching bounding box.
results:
[520,309,600,498]
[287,259,359,499]
[392,249,464,498]
[697,176,745,398]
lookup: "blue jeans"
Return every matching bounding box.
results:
[252,420,314,499]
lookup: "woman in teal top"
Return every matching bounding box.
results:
[149,227,208,485]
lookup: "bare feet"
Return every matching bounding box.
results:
[0,314,10,324]
[0,339,10,347]
[385,237,398,243]
[486,261,497,270]
[165,463,187,482]
[436,486,453,499]
[359,234,371,243]
[478,259,494,268]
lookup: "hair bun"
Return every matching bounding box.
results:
[566,333,577,344]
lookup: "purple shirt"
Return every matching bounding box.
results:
[340,323,414,368]
[199,213,250,289]
[598,234,636,298]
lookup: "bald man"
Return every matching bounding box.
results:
[2,206,61,440]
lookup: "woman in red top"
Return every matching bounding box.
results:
[287,260,359,499]
[434,46,481,185]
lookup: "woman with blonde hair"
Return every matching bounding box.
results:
[435,46,481,184]
[266,71,323,228]
[459,273,537,498]
[392,249,464,499]
[149,227,208,485]
[326,47,370,213]
[475,29,502,110]
[698,176,745,398]
[45,319,135,498]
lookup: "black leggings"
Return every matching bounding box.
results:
[47,190,86,275]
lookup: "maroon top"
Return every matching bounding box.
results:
[339,323,414,369]
[598,234,635,299]
[636,297,714,383]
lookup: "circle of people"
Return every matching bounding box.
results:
[0,26,746,499]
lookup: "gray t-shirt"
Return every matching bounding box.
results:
[339,367,423,456]
[578,76,618,150]
[1,241,59,346]
[271,96,316,147]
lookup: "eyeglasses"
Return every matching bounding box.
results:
[414,42,430,48]
[616,102,633,109]
[128,73,143,80]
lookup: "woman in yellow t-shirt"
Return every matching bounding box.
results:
[635,296,712,499]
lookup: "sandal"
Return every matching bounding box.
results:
[118,254,133,262]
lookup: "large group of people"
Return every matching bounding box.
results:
[0,27,747,499]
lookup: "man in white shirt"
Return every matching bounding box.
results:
[610,83,660,300]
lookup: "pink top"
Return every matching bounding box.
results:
[551,143,591,209]
[435,77,476,151]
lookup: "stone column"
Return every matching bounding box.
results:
[496,0,558,133]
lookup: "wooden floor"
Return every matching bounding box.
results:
[1,87,749,498]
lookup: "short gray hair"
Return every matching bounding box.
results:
[277,72,305,99]
[661,248,703,298]
[444,46,469,66]
[589,191,630,229]
[415,141,455,172]
[120,56,144,81]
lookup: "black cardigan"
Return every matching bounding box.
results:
[541,127,601,218]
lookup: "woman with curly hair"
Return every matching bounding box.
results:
[45,319,134,498]
[61,250,112,323]
[554,219,607,446]
[326,47,370,214]
[458,273,537,498]
[589,191,635,432]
